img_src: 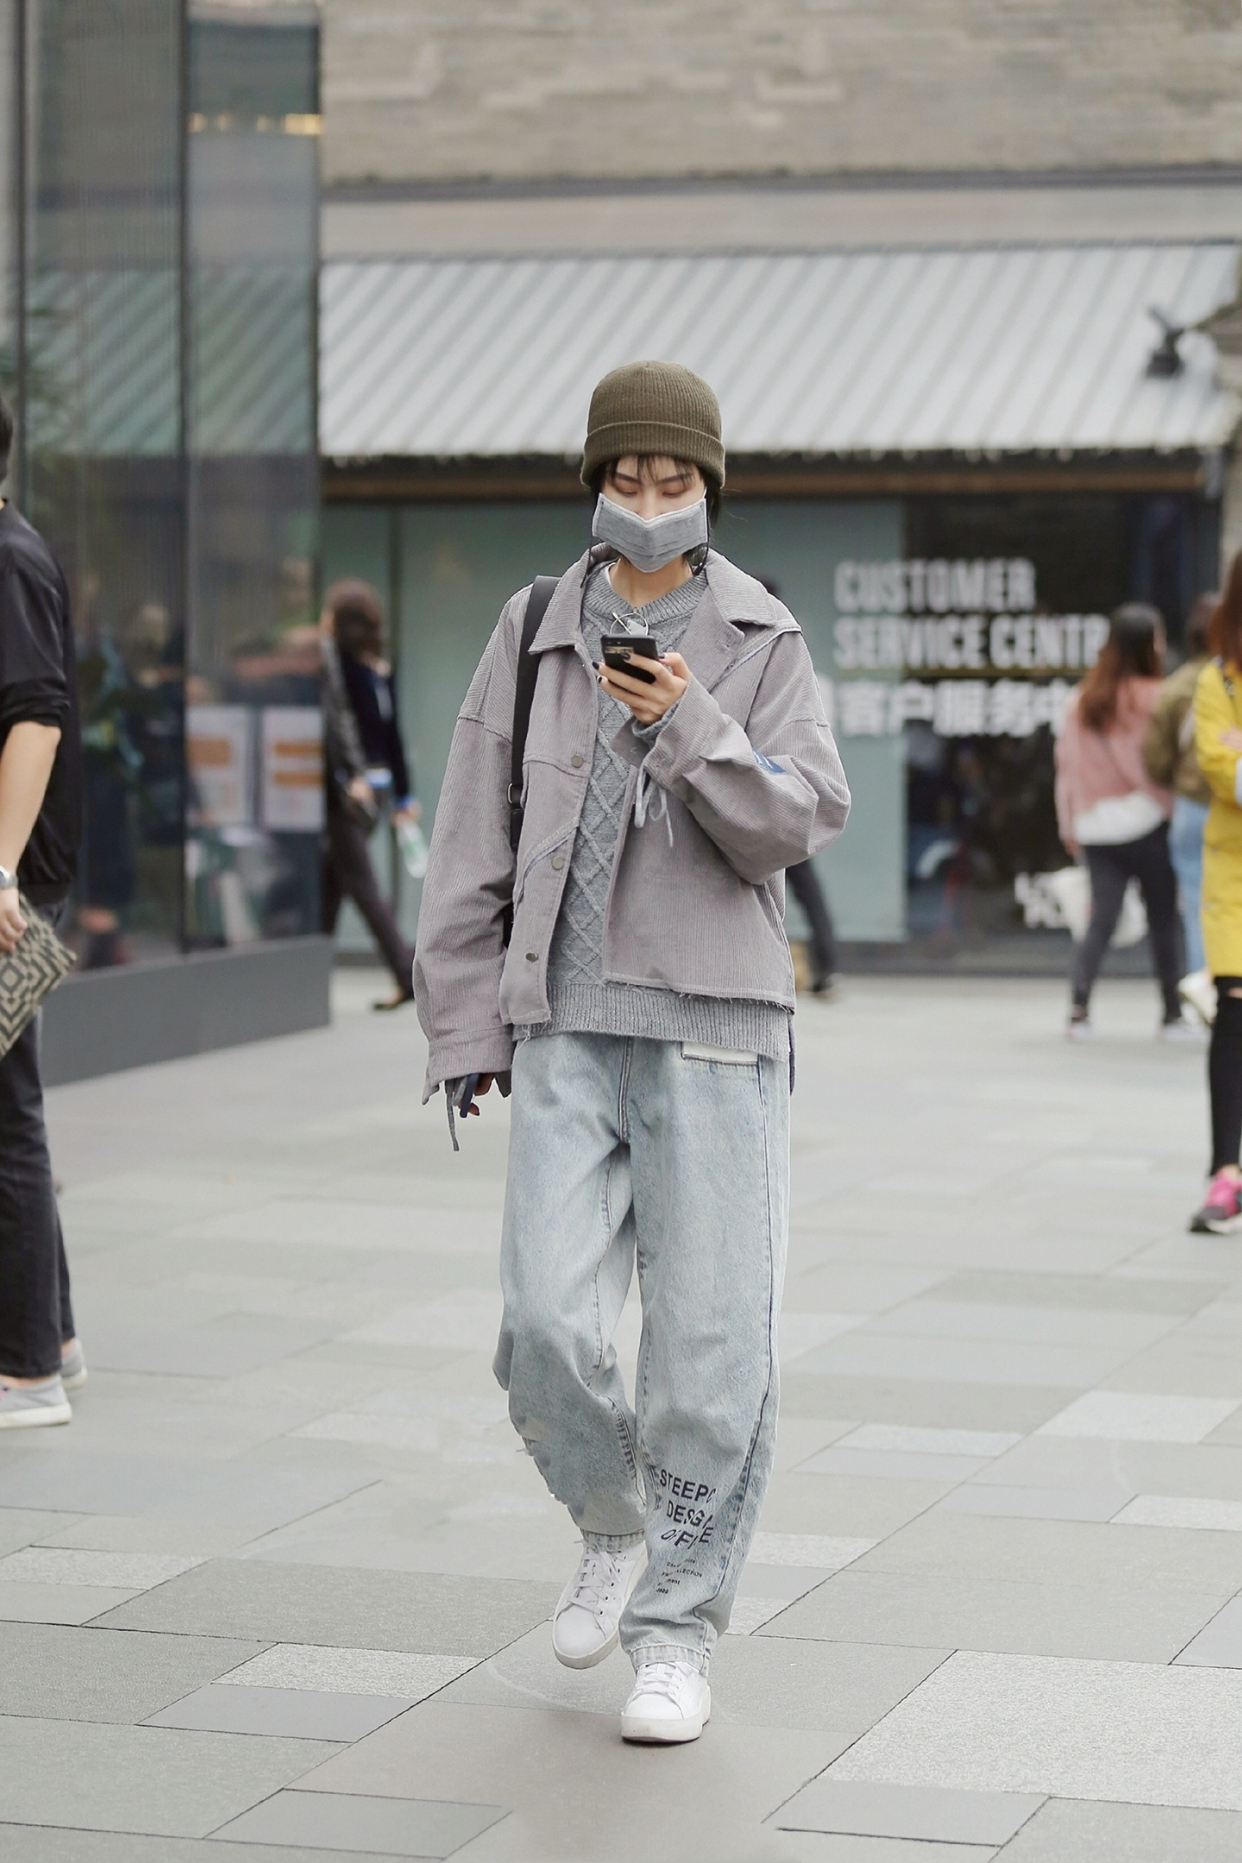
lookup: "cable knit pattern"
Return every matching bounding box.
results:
[520,562,792,1061]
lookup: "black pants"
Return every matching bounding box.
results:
[323,807,414,993]
[1209,977,1242,1173]
[787,860,838,984]
[1071,824,1182,1019]
[0,997,74,1380]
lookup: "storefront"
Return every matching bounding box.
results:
[321,240,1240,970]
[1,0,325,1077]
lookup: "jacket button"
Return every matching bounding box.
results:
[551,854,565,870]
[571,753,584,768]
[525,950,538,962]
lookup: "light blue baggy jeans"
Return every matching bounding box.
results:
[1169,794,1210,975]
[493,1030,789,1676]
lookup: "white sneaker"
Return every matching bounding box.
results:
[1159,1013,1205,1043]
[1179,968,1217,1027]
[552,1540,646,1670]
[621,1659,711,1744]
[61,1342,87,1392]
[0,1375,72,1429]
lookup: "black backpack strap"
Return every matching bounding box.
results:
[508,576,557,853]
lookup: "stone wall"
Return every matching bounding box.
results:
[323,1,1242,187]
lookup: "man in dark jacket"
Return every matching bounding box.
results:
[0,394,85,1427]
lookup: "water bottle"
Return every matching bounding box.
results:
[396,815,429,880]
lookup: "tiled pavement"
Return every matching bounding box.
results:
[4,970,1242,1859]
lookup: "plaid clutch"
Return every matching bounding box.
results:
[0,895,76,1060]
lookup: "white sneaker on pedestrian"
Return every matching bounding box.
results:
[552,1540,646,1669]
[1159,1012,1205,1043]
[1179,968,1217,1027]
[61,1342,87,1392]
[621,1659,711,1744]
[0,1375,72,1429]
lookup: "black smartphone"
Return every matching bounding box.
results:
[600,634,660,685]
[453,1072,480,1118]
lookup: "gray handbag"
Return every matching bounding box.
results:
[0,897,76,1058]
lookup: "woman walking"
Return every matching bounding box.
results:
[1054,603,1183,1039]
[1188,558,1242,1231]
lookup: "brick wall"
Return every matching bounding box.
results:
[323,1,1242,187]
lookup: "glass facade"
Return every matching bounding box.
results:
[324,485,1219,972]
[4,0,319,966]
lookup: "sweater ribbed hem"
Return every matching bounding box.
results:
[517,981,790,1062]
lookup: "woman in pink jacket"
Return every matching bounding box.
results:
[1054,603,1183,1038]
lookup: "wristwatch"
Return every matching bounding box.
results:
[0,867,17,891]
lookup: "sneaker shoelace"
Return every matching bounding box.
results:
[634,1660,693,1704]
[566,1548,622,1616]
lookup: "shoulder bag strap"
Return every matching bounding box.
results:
[508,575,558,853]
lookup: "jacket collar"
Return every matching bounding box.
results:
[529,546,795,661]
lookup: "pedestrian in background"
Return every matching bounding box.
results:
[1054,602,1184,1040]
[1188,558,1242,1231]
[0,394,86,1427]
[415,361,849,1745]
[320,581,416,1010]
[1144,590,1217,1026]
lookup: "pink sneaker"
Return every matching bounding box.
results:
[1190,1171,1242,1235]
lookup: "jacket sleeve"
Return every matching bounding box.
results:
[1194,661,1242,808]
[618,629,850,885]
[412,597,521,1097]
[1142,684,1181,789]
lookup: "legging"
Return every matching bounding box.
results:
[1070,824,1182,1019]
[1210,976,1242,1173]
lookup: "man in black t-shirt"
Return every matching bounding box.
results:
[0,394,85,1429]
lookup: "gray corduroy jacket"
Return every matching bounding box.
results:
[413,547,851,1096]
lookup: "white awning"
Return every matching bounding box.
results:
[320,240,1241,463]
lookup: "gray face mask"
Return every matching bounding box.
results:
[591,493,709,574]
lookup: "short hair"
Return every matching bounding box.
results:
[589,455,722,527]
[325,578,384,659]
[0,394,13,487]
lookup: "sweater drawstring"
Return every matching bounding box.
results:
[634,768,673,848]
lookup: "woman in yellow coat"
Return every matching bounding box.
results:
[1190,553,1242,1231]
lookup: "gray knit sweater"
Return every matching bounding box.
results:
[518,563,791,1060]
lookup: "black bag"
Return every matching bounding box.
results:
[502,574,558,945]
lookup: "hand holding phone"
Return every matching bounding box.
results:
[600,634,660,685]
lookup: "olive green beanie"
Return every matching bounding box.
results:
[581,360,725,490]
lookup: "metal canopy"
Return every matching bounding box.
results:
[320,241,1241,463]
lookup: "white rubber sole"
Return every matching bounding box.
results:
[552,1549,647,1670]
[0,1401,72,1429]
[622,1686,711,1744]
[61,1367,87,1393]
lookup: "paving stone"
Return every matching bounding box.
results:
[763,1840,997,1862]
[218,1644,477,1698]
[95,1557,556,1656]
[0,1451,376,1530]
[798,1447,991,1482]
[936,1485,1134,1522]
[0,1834,384,1863]
[749,1533,875,1569]
[0,1548,204,1588]
[0,1623,266,1723]
[146,1683,413,1741]
[828,1649,1242,1810]
[780,1376,1066,1433]
[0,1714,339,1836]
[997,1797,1242,1860]
[286,1700,836,1862]
[214,1791,507,1855]
[0,1582,141,1625]
[764,1569,1225,1662]
[1114,1495,1242,1530]
[772,1778,1044,1843]
[834,1426,1021,1457]
[1037,1393,1242,1443]
[0,1509,82,1557]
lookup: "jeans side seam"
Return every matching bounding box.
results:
[699,1059,780,1631]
